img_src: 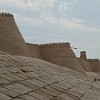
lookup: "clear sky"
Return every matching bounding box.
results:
[0,0,100,58]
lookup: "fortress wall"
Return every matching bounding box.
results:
[40,43,85,73]
[26,43,42,59]
[0,12,30,56]
[1,12,97,74]
[87,59,100,72]
[78,58,92,72]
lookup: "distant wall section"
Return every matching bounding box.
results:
[87,59,100,72]
[27,42,85,73]
[40,43,85,73]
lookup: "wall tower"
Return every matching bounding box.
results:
[79,51,92,72]
[80,51,87,60]
[0,12,30,56]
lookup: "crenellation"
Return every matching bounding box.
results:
[0,12,13,17]
[38,42,70,48]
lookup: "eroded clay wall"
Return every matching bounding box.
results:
[0,13,30,56]
[26,43,42,59]
[87,59,100,72]
[40,43,85,73]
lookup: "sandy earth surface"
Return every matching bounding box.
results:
[0,51,100,100]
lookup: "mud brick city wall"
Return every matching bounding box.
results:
[0,12,100,73]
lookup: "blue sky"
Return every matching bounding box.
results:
[0,0,100,58]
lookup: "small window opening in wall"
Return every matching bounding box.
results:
[0,20,1,22]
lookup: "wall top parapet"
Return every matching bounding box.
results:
[0,12,13,17]
[27,42,70,48]
[39,42,70,46]
[80,51,86,53]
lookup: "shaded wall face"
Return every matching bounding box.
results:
[88,59,100,72]
[78,58,92,72]
[0,15,30,56]
[26,43,42,59]
[40,43,85,74]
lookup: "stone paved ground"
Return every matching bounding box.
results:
[0,51,100,100]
